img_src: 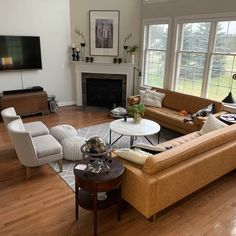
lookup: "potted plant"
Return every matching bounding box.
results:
[128,104,145,123]
[127,45,138,63]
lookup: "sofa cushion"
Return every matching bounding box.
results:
[143,124,236,175]
[114,148,152,165]
[200,113,228,135]
[140,89,165,108]
[152,87,223,114]
[144,106,198,133]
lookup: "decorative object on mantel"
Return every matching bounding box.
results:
[85,56,90,63]
[113,57,122,64]
[76,48,80,61]
[75,29,86,61]
[123,33,132,63]
[89,10,120,56]
[128,104,145,123]
[127,45,138,63]
[85,56,94,63]
[222,74,236,103]
[71,45,80,61]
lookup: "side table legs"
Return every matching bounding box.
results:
[93,192,98,236]
[75,183,79,220]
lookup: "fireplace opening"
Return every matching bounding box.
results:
[82,73,126,108]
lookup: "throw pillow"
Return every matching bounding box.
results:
[192,103,214,118]
[132,143,172,154]
[140,89,165,108]
[184,104,214,123]
[113,148,151,165]
[139,90,145,102]
[200,113,228,135]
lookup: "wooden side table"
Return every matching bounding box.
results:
[74,156,124,236]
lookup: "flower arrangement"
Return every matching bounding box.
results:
[127,45,138,54]
[128,104,145,116]
[128,104,145,123]
[75,29,86,45]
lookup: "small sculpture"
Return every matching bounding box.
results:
[85,136,107,154]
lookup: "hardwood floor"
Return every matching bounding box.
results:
[1,105,236,236]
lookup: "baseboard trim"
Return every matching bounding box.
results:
[58,101,76,107]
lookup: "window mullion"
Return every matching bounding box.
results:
[173,23,183,91]
[201,22,216,98]
[143,25,149,86]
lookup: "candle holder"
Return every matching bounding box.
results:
[76,51,80,61]
[72,48,76,61]
[80,43,86,61]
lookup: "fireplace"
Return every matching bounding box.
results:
[74,62,134,107]
[82,73,126,108]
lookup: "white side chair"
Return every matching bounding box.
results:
[1,107,49,137]
[7,119,63,179]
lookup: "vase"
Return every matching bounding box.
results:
[80,43,86,61]
[131,54,135,64]
[133,113,142,123]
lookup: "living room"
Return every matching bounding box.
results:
[1,0,236,235]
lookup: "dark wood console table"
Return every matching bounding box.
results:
[74,156,124,236]
[0,91,49,117]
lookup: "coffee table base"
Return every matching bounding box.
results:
[109,129,160,147]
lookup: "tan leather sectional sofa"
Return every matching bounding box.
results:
[118,124,236,219]
[128,88,224,134]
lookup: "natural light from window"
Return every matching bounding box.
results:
[143,23,169,88]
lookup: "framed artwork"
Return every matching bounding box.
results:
[89,10,120,56]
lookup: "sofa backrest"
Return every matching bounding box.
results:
[153,87,222,114]
[142,124,236,175]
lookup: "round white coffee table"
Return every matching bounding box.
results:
[109,118,161,147]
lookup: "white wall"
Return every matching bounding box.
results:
[142,0,236,18]
[0,0,73,105]
[70,0,142,63]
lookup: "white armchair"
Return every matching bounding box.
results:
[1,107,49,137]
[7,119,63,179]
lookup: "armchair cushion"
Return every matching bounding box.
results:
[24,121,49,137]
[33,134,62,158]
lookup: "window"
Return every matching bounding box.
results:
[208,21,236,100]
[175,20,236,100]
[143,22,169,88]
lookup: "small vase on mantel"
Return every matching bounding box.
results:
[131,53,135,64]
[80,43,86,61]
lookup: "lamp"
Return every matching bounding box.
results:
[222,74,236,103]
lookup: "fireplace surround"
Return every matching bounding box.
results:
[73,62,135,107]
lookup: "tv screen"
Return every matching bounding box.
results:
[0,35,42,71]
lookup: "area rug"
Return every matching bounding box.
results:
[49,122,180,191]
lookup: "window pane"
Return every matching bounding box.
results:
[148,24,168,50]
[207,54,236,100]
[143,50,166,88]
[176,52,206,96]
[182,22,211,52]
[214,21,236,53]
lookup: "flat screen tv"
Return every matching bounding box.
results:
[0,35,42,71]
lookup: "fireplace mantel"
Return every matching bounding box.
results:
[73,61,135,106]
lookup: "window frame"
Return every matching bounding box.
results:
[173,15,236,99]
[141,18,171,89]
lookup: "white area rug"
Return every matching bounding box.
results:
[49,122,180,191]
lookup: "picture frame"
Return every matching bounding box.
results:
[89,10,120,56]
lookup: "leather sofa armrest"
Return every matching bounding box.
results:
[128,95,141,105]
[193,111,228,128]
